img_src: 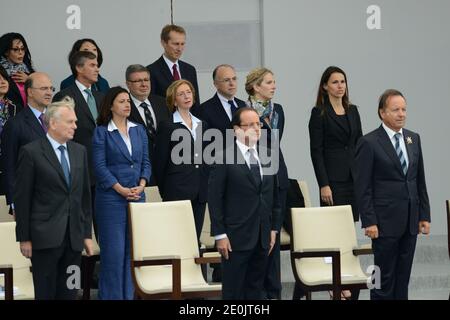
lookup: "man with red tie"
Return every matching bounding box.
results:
[146,24,201,117]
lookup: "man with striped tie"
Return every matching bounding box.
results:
[354,89,431,300]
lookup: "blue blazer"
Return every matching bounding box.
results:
[92,123,151,195]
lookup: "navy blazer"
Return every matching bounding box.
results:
[354,126,430,237]
[147,56,201,116]
[92,123,151,197]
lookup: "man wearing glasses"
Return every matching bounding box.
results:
[208,107,281,300]
[126,64,171,186]
[1,72,54,218]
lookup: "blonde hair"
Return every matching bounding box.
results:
[165,80,196,112]
[44,96,75,126]
[245,67,273,96]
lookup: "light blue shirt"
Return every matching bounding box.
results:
[382,122,409,167]
[46,133,70,170]
[28,104,44,122]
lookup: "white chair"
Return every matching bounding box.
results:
[0,195,13,223]
[0,222,34,300]
[290,205,372,300]
[144,186,162,203]
[128,200,221,299]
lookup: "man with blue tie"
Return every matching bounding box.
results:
[354,89,431,300]
[15,97,93,299]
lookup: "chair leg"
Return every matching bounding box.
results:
[350,288,360,300]
[292,283,305,300]
[306,291,312,300]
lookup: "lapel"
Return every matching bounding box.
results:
[346,105,357,137]
[23,107,46,137]
[41,139,69,191]
[234,142,261,191]
[158,56,175,84]
[110,129,133,162]
[376,126,405,176]
[403,129,415,176]
[212,94,232,127]
[326,104,350,143]
[71,85,96,126]
[67,141,79,192]
[129,126,139,161]
[130,100,146,126]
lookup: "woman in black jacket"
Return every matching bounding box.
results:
[309,66,362,222]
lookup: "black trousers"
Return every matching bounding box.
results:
[191,198,206,243]
[263,188,287,299]
[31,229,82,300]
[371,231,417,300]
[222,240,269,300]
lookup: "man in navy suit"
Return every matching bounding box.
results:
[1,72,53,217]
[146,24,201,116]
[354,89,431,300]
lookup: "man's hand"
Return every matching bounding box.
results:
[216,238,232,260]
[418,221,430,235]
[268,231,277,255]
[365,225,379,239]
[20,241,32,258]
[320,186,333,206]
[84,239,94,256]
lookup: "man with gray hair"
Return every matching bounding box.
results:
[126,64,171,185]
[15,96,93,300]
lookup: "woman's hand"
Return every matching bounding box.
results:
[320,185,333,206]
[11,71,28,83]
[128,185,145,201]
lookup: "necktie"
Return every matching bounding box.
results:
[58,145,70,187]
[139,102,156,136]
[248,148,261,186]
[172,64,180,81]
[84,88,98,120]
[228,100,237,115]
[38,113,47,133]
[394,133,408,175]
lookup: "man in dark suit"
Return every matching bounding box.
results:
[146,24,201,116]
[200,64,246,135]
[1,72,53,217]
[354,89,431,300]
[126,64,171,185]
[53,51,104,186]
[15,97,93,299]
[208,107,281,300]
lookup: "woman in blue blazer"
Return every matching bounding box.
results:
[92,86,151,300]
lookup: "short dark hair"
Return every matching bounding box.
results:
[97,86,130,126]
[230,107,259,127]
[68,38,103,67]
[377,89,405,120]
[0,32,35,73]
[160,24,186,42]
[125,64,150,81]
[69,51,97,77]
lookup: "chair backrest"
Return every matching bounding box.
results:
[297,180,312,208]
[128,200,200,261]
[144,186,162,203]
[200,204,215,249]
[291,205,357,254]
[446,200,450,259]
[0,196,13,223]
[0,222,31,270]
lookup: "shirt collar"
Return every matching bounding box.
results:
[217,92,235,104]
[173,110,201,125]
[235,138,257,157]
[382,122,404,140]
[107,119,138,132]
[162,54,179,72]
[28,104,45,118]
[130,93,150,108]
[46,133,67,150]
[75,79,91,93]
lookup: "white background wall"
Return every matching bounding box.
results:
[2,0,448,235]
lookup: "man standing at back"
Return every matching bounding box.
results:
[1,72,53,217]
[15,97,93,300]
[354,89,431,300]
[147,24,201,116]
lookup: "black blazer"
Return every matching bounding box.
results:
[261,103,289,190]
[128,94,172,160]
[1,106,47,204]
[200,93,246,133]
[208,143,281,251]
[53,84,104,185]
[354,126,430,237]
[153,118,209,203]
[147,56,201,116]
[308,104,363,187]
[6,80,25,114]
[15,138,92,251]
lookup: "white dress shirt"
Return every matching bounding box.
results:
[46,133,70,170]
[382,122,409,167]
[173,110,201,141]
[75,80,92,103]
[107,120,138,155]
[163,54,181,78]
[130,94,157,130]
[217,92,237,121]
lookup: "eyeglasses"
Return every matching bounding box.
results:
[128,78,150,84]
[239,122,263,129]
[10,47,26,53]
[31,86,56,92]
[216,76,237,84]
